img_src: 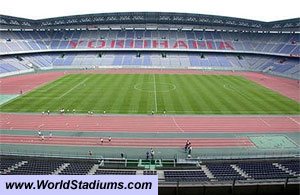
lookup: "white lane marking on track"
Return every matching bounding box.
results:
[259,118,271,127]
[288,117,300,125]
[38,124,44,128]
[172,117,184,132]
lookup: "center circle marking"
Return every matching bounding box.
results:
[134,82,176,92]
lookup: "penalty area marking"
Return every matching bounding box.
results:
[59,78,89,98]
[39,80,65,92]
[223,84,252,101]
[223,84,278,102]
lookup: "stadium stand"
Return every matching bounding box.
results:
[6,160,63,175]
[94,170,137,175]
[0,30,299,54]
[0,159,21,174]
[1,52,299,78]
[58,162,94,175]
[1,158,299,181]
[144,170,157,175]
[0,13,299,78]
[164,170,210,182]
[236,162,293,180]
[205,164,247,181]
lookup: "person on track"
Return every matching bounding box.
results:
[188,146,192,154]
[184,142,189,152]
[186,140,191,146]
[151,148,155,159]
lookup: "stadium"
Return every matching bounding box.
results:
[0,11,299,195]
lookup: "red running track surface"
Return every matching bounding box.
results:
[0,72,65,94]
[0,135,254,148]
[1,113,299,133]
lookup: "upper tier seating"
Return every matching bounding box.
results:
[1,31,299,55]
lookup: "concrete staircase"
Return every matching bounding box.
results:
[201,165,215,180]
[136,170,144,175]
[157,170,164,181]
[3,161,28,174]
[88,164,100,175]
[273,163,297,177]
[231,164,251,179]
[52,163,70,175]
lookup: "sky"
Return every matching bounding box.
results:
[0,0,299,22]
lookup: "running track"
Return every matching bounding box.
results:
[0,135,254,148]
[0,72,65,94]
[1,113,299,133]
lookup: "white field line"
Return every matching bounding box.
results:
[223,84,252,101]
[172,117,184,132]
[2,108,295,114]
[39,81,63,92]
[288,117,300,125]
[259,118,271,127]
[153,74,158,112]
[59,78,89,98]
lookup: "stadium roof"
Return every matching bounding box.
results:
[0,12,299,31]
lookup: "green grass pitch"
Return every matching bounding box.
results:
[1,74,299,115]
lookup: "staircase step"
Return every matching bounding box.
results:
[88,164,100,175]
[231,164,250,179]
[52,163,70,175]
[4,161,28,174]
[201,165,215,179]
[273,163,297,177]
